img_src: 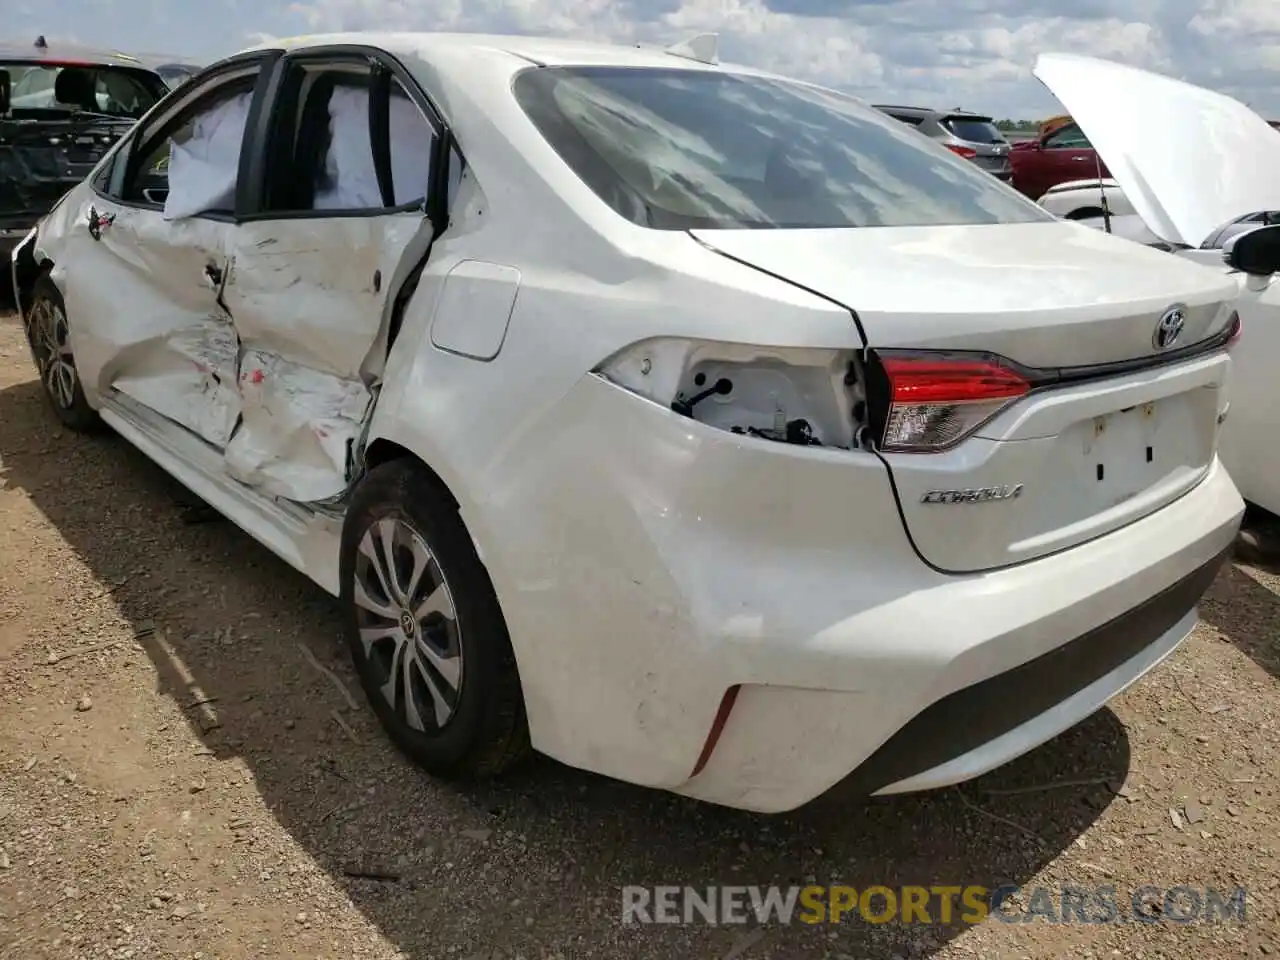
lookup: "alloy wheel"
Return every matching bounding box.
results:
[352,516,464,731]
[29,297,78,410]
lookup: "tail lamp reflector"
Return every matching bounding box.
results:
[878,355,1030,452]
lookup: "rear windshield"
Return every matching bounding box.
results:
[942,117,1005,144]
[512,66,1051,231]
[2,61,167,119]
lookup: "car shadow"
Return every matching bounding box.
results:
[1199,554,1280,682]
[0,375,1127,958]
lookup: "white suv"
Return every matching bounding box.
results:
[10,32,1244,812]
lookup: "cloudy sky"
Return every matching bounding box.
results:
[7,0,1280,118]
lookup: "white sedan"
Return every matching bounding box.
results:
[9,32,1243,812]
[1033,53,1280,523]
[1038,177,1134,221]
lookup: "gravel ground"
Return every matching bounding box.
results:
[0,311,1277,959]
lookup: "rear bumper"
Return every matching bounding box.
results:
[850,544,1226,796]
[469,375,1243,813]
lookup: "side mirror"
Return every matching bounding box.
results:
[0,69,10,114]
[1224,223,1280,277]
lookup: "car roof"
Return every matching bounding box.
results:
[133,52,203,69]
[241,30,770,74]
[872,104,937,117]
[0,39,157,70]
[875,105,994,121]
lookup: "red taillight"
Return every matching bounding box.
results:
[946,144,978,160]
[874,354,1031,452]
[883,356,1029,403]
[1227,310,1242,345]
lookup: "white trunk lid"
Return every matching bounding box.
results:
[693,222,1238,572]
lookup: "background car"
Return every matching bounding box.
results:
[1038,113,1073,137]
[872,104,1012,181]
[1038,177,1135,220]
[1,38,169,269]
[1009,117,1111,200]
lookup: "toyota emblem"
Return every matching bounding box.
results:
[1153,306,1186,350]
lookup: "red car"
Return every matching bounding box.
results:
[1009,119,1110,201]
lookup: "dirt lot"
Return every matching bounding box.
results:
[0,310,1277,960]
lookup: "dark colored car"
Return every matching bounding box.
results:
[0,39,170,265]
[872,105,1012,181]
[1008,118,1111,201]
[152,62,203,90]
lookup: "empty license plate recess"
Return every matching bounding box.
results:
[1081,394,1212,508]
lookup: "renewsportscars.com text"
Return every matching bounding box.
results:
[621,884,1248,926]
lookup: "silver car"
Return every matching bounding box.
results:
[873,105,1012,181]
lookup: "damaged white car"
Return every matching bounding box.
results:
[1034,53,1280,520]
[10,33,1245,813]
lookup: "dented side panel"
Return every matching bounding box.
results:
[217,214,426,502]
[47,195,242,448]
[41,178,428,503]
[100,211,241,449]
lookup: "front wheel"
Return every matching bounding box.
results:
[24,276,99,433]
[339,459,530,778]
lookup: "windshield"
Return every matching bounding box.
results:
[513,66,1050,230]
[3,61,166,119]
[943,117,1006,144]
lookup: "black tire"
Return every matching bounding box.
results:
[339,459,530,778]
[1064,207,1105,221]
[24,275,100,433]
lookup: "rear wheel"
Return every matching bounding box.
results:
[339,459,530,778]
[24,276,99,433]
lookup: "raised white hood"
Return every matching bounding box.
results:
[1032,52,1280,248]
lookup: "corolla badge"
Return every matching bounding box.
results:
[920,484,1024,504]
[1153,305,1187,350]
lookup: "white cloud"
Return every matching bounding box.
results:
[275,0,1280,116]
[22,0,1280,118]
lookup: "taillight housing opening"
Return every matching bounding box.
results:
[1226,310,1242,346]
[945,143,978,160]
[865,350,1032,453]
